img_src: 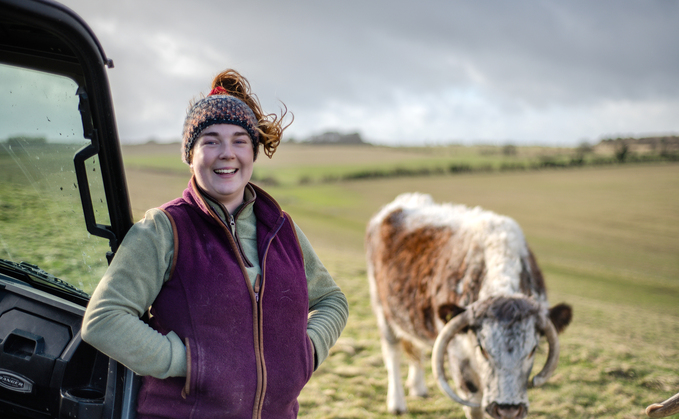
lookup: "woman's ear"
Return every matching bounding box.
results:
[187,149,194,171]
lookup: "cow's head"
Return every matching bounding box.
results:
[432,296,572,419]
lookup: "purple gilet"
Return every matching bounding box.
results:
[136,181,313,419]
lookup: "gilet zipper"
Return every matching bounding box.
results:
[194,182,287,419]
[199,193,264,418]
[251,216,286,418]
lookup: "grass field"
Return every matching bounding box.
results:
[0,143,111,292]
[122,142,664,187]
[121,143,679,419]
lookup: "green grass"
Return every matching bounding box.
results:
[5,141,674,418]
[119,143,679,418]
[0,181,110,294]
[2,139,677,417]
[0,145,111,294]
[122,142,666,187]
[251,159,679,419]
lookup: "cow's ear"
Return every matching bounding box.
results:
[438,303,465,324]
[549,303,572,334]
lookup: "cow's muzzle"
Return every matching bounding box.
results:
[486,402,528,419]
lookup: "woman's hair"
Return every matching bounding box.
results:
[210,69,291,158]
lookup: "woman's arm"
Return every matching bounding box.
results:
[81,209,187,378]
[293,223,349,369]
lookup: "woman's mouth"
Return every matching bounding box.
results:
[214,168,237,174]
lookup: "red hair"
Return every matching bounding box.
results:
[210,69,291,158]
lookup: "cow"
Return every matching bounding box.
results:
[366,193,572,419]
[646,392,679,418]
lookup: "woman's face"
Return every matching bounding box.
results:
[190,123,254,213]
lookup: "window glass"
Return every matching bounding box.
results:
[0,64,109,294]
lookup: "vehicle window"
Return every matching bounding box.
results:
[0,63,109,294]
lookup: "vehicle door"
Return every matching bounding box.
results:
[0,0,137,417]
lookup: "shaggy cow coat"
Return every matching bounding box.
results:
[366,193,571,419]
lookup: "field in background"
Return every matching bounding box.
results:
[0,143,111,293]
[123,143,679,418]
[122,141,677,188]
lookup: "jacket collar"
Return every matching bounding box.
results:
[184,176,284,229]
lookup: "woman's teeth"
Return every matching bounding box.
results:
[215,169,237,174]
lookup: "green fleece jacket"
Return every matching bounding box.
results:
[81,185,348,379]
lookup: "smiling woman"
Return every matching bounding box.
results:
[190,124,254,213]
[81,69,349,419]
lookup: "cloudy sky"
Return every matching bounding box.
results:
[58,0,679,146]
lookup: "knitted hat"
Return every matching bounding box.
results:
[182,88,260,164]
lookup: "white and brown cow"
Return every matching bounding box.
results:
[366,193,572,419]
[647,392,679,418]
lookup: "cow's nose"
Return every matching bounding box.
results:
[486,403,527,419]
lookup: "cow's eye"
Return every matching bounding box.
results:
[477,343,489,360]
[528,345,537,358]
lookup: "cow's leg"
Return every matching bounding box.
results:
[406,363,428,398]
[380,325,406,414]
[402,340,428,397]
[368,267,407,414]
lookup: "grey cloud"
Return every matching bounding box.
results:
[58,0,679,144]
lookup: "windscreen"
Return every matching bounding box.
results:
[0,63,110,294]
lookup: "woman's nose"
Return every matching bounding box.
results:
[218,143,235,159]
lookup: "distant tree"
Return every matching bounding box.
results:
[570,141,592,166]
[502,144,517,156]
[660,137,669,157]
[614,139,629,162]
[577,141,593,154]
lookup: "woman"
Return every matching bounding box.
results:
[82,69,349,419]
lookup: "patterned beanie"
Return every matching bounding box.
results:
[182,88,260,164]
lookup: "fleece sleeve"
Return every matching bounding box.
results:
[81,209,187,378]
[293,223,349,369]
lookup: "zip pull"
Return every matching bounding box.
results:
[227,213,237,236]
[254,274,261,302]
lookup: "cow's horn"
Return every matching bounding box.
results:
[646,391,679,418]
[529,313,560,388]
[432,310,481,408]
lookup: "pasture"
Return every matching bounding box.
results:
[0,143,111,291]
[123,143,679,418]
